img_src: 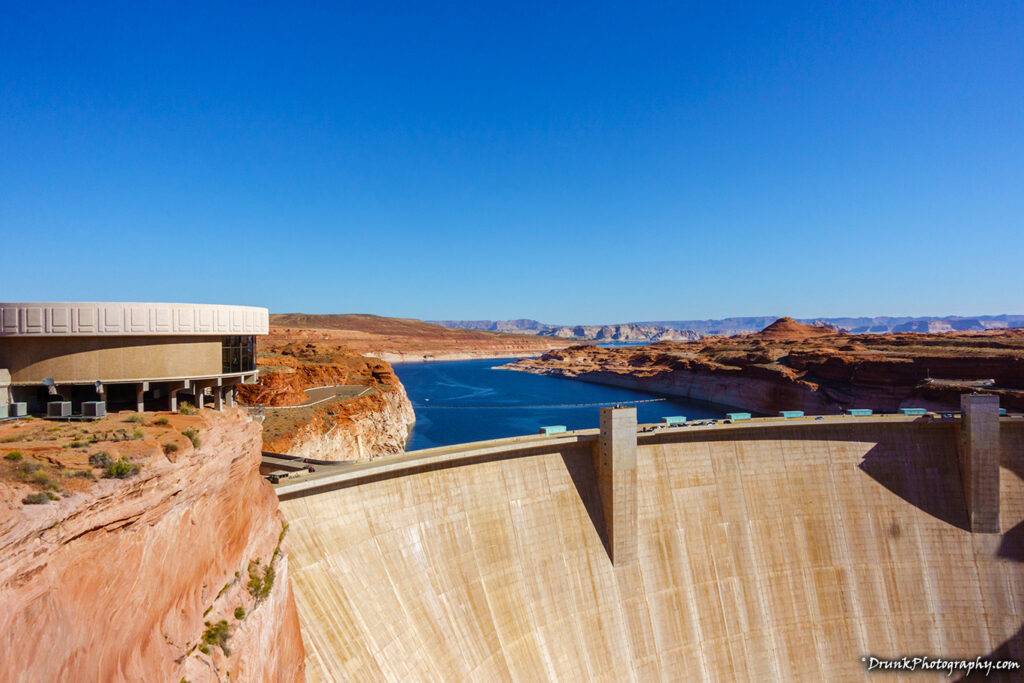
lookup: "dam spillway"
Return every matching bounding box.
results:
[277,413,1024,680]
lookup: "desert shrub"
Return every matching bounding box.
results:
[47,491,59,500]
[22,492,50,505]
[123,414,145,424]
[68,469,95,480]
[15,461,42,479]
[182,428,200,448]
[30,471,59,490]
[0,435,21,443]
[153,417,170,426]
[201,620,232,656]
[130,428,144,440]
[162,442,179,455]
[178,402,197,416]
[246,560,275,603]
[89,452,112,468]
[4,451,23,461]
[103,458,140,479]
[234,606,246,620]
[66,440,86,449]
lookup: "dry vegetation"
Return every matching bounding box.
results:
[0,410,207,506]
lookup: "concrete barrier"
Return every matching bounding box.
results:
[279,410,1024,680]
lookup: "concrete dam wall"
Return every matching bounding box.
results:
[279,415,1024,681]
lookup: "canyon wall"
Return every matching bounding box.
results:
[240,352,414,462]
[0,409,305,681]
[504,322,1024,415]
[276,388,415,462]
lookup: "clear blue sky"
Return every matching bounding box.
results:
[2,2,1021,323]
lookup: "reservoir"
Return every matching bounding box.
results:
[394,357,723,450]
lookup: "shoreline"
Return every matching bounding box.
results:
[499,363,761,414]
[365,350,553,364]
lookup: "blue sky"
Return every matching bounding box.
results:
[2,2,1021,323]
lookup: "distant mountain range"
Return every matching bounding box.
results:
[430,320,699,342]
[433,315,1024,339]
[542,324,700,342]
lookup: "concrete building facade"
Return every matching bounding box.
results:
[0,302,268,414]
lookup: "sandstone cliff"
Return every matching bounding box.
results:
[240,344,414,462]
[503,318,1024,414]
[0,409,305,681]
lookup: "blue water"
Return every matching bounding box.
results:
[394,358,724,450]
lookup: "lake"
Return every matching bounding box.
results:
[393,357,724,450]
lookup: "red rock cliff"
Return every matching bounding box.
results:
[503,320,1024,414]
[239,343,415,462]
[0,409,306,681]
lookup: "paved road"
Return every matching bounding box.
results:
[264,384,370,410]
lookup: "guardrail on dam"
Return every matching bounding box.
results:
[275,401,1024,680]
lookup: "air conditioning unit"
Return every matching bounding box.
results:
[0,405,7,419]
[47,401,72,418]
[82,401,107,418]
[11,402,27,417]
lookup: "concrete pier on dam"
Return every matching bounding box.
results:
[272,401,1024,681]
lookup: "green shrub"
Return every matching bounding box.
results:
[123,414,145,424]
[89,452,112,468]
[178,402,197,416]
[68,469,95,480]
[153,417,170,426]
[234,606,246,620]
[66,441,86,449]
[30,471,59,490]
[182,428,200,448]
[201,620,232,656]
[46,491,60,500]
[22,492,50,505]
[162,442,179,455]
[103,458,140,479]
[4,451,23,461]
[15,461,42,480]
[130,428,144,440]
[246,560,276,603]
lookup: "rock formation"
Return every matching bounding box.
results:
[0,409,305,681]
[239,345,415,462]
[437,314,1024,336]
[502,318,1024,414]
[269,313,574,361]
[539,324,701,342]
[239,313,582,462]
[432,319,702,342]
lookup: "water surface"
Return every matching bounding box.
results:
[394,357,723,450]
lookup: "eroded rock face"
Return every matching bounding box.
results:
[503,320,1024,414]
[240,350,414,462]
[279,387,415,462]
[0,409,305,682]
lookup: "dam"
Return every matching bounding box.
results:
[274,403,1024,680]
